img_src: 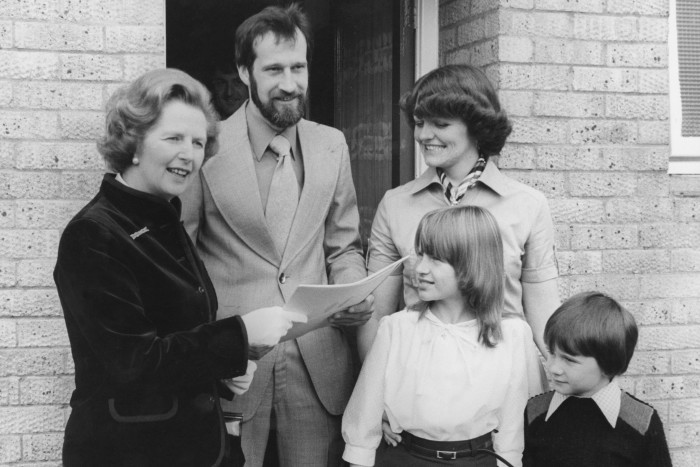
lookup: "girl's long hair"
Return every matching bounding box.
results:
[414,206,505,347]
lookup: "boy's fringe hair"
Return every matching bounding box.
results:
[545,291,638,376]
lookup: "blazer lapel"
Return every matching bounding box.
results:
[282,120,338,269]
[201,109,280,266]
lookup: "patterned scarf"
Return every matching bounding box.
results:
[436,157,487,206]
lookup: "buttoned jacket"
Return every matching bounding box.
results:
[54,175,249,466]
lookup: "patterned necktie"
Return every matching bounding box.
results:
[437,157,486,206]
[265,135,298,254]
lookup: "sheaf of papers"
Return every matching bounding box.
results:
[281,256,409,341]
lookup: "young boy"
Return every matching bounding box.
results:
[523,292,672,467]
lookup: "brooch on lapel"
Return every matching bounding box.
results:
[130,226,150,240]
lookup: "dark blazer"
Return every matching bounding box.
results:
[54,174,249,467]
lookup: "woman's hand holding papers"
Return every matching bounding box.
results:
[242,306,308,359]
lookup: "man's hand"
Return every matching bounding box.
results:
[328,294,374,327]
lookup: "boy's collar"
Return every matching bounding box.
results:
[546,380,622,427]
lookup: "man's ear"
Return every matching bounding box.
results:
[238,65,250,87]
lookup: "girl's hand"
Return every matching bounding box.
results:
[382,420,402,447]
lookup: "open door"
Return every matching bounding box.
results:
[333,0,415,245]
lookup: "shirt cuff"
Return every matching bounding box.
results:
[342,444,376,466]
[520,264,558,283]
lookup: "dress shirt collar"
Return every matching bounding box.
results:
[245,101,298,162]
[545,380,622,428]
[409,158,512,197]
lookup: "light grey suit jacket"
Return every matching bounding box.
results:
[181,106,367,420]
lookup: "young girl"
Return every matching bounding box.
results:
[342,206,543,467]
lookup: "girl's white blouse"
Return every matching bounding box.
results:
[342,309,544,467]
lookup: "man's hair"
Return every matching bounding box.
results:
[545,292,638,377]
[97,68,218,173]
[414,206,505,347]
[399,64,511,158]
[235,3,313,72]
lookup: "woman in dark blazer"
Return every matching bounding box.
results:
[54,68,303,467]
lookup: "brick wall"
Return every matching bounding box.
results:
[0,0,164,464]
[2,0,699,465]
[441,0,700,464]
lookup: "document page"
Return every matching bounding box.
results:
[281,256,408,341]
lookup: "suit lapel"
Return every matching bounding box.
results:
[201,109,280,266]
[282,120,338,269]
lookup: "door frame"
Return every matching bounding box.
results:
[413,0,439,178]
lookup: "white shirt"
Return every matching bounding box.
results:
[342,309,544,467]
[546,380,622,428]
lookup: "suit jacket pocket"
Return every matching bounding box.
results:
[108,394,178,423]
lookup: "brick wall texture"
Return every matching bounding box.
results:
[442,0,700,464]
[0,0,165,464]
[1,0,699,465]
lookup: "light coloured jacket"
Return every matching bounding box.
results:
[181,106,367,420]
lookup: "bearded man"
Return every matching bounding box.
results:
[181,4,373,466]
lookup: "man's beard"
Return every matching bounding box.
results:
[249,72,306,129]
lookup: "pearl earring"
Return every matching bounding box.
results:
[132,156,139,165]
